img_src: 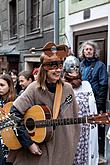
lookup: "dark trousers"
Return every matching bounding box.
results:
[97,103,106,156]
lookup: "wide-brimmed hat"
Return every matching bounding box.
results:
[40,42,69,63]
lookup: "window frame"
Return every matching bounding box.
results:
[25,0,43,40]
[8,0,18,41]
[0,25,2,46]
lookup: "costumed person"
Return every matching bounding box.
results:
[7,42,80,165]
[63,55,99,165]
[0,74,16,165]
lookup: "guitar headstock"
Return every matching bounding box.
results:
[0,115,15,131]
[87,112,110,124]
[0,102,17,131]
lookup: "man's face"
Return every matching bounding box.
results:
[47,68,62,83]
[19,75,31,90]
[83,44,94,58]
[45,61,63,83]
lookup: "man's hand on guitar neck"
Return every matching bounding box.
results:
[29,143,42,155]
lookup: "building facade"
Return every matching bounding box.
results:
[0,0,54,73]
[1,0,110,163]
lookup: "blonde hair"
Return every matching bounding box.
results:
[36,65,47,90]
[78,40,100,59]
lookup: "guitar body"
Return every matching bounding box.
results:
[1,103,53,149]
[24,105,53,143]
[0,102,21,150]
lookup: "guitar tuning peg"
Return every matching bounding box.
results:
[8,113,10,115]
[99,110,103,114]
[2,116,5,120]
[6,128,9,131]
[5,115,8,118]
[100,124,104,127]
[13,127,18,136]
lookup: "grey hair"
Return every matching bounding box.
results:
[78,40,100,59]
[63,55,80,73]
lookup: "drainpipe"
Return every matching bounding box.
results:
[54,0,59,44]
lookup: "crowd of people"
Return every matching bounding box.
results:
[0,40,109,165]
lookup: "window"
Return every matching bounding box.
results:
[31,0,40,31]
[26,0,42,37]
[9,0,17,38]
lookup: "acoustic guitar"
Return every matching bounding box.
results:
[1,96,110,150]
[0,95,72,149]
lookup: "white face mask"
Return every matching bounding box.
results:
[63,55,80,73]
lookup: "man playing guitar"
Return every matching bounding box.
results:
[7,42,80,165]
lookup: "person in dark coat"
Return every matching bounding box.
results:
[79,40,108,157]
[79,40,108,113]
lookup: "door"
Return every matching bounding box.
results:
[7,55,20,72]
[73,26,108,157]
[73,26,107,65]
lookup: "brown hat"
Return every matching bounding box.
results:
[40,42,69,63]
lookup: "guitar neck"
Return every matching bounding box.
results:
[35,117,87,128]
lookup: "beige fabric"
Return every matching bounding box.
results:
[7,81,80,165]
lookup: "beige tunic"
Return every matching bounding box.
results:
[7,81,80,165]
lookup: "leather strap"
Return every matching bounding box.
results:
[53,82,62,119]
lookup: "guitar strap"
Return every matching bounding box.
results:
[53,82,62,119]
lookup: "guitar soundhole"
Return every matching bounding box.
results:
[26,118,35,131]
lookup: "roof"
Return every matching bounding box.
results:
[0,45,20,55]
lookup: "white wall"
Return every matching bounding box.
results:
[65,1,110,67]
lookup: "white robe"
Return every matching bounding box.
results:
[73,81,99,165]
